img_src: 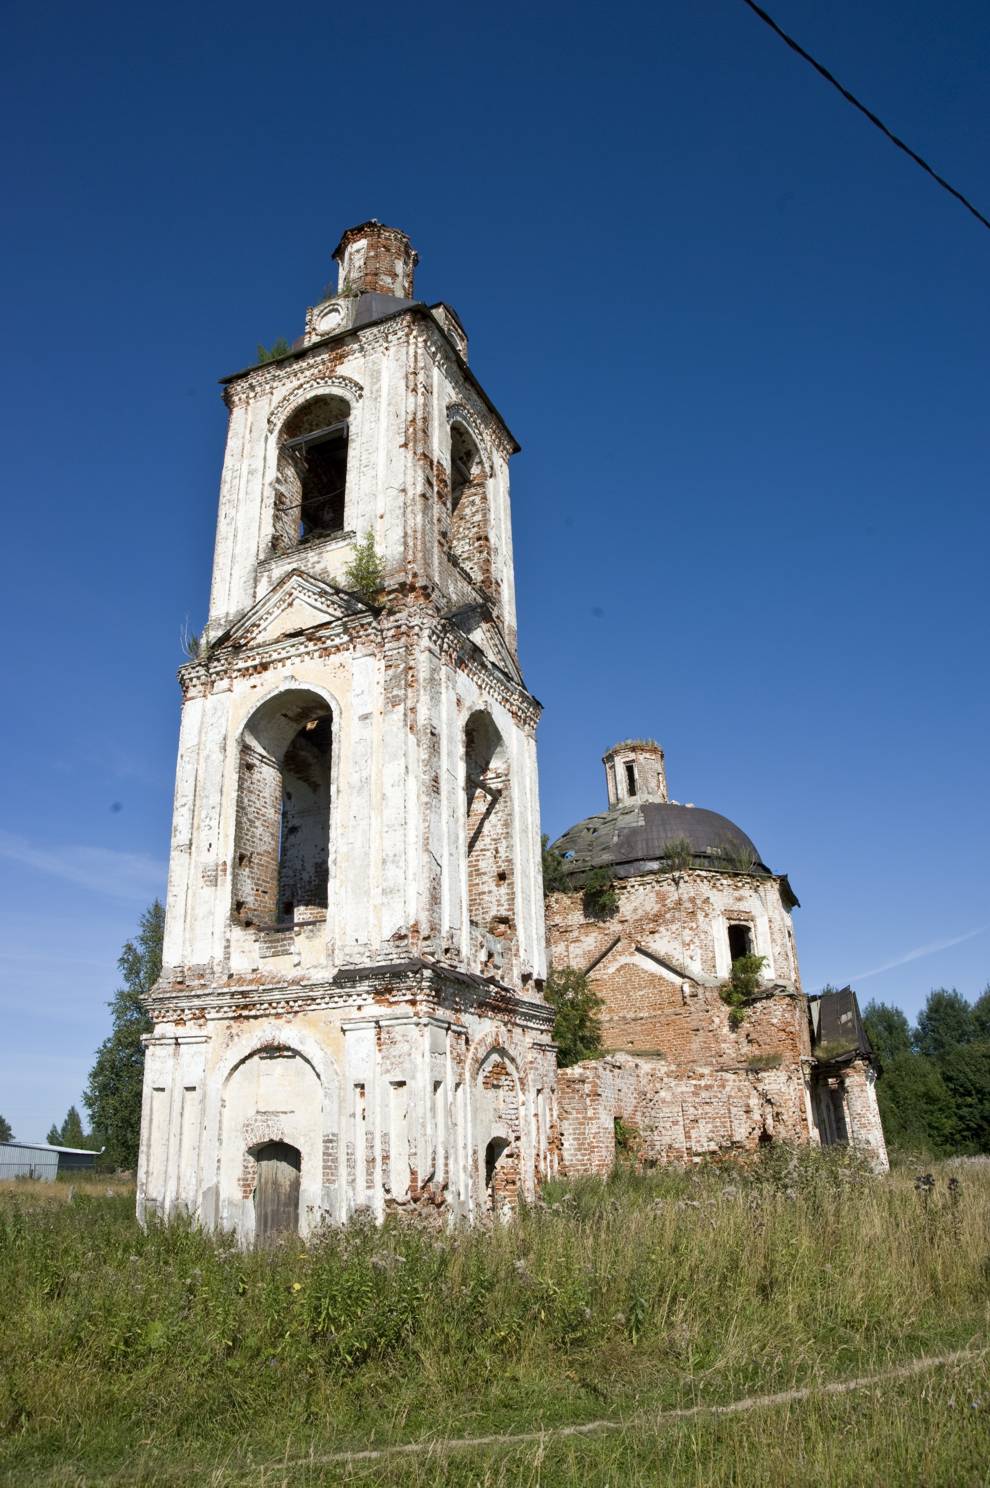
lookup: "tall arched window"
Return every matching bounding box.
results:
[464,712,514,946]
[449,423,493,596]
[272,395,350,553]
[232,690,333,928]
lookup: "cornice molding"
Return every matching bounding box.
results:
[147,961,553,1032]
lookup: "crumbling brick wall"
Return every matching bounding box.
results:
[232,745,283,925]
[557,1054,812,1174]
[817,1059,889,1173]
[546,872,809,1075]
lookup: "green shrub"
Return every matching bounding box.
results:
[544,967,604,1066]
[719,954,767,1029]
[581,867,618,918]
[344,531,386,602]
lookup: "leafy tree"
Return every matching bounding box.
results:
[972,984,990,1042]
[544,967,604,1067]
[46,1105,98,1150]
[541,834,570,895]
[939,1042,990,1154]
[875,1052,957,1154]
[0,1114,12,1143]
[84,901,164,1169]
[914,988,976,1059]
[862,1000,912,1066]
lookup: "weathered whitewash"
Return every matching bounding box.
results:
[139,223,558,1241]
[139,224,888,1244]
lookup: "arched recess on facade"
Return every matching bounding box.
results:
[447,411,494,598]
[464,711,514,957]
[214,1027,341,1243]
[270,388,356,553]
[469,1041,523,1216]
[231,686,338,930]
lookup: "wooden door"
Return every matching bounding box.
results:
[254,1141,301,1245]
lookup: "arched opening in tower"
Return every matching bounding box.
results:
[232,691,333,929]
[464,712,514,953]
[273,394,351,551]
[449,422,493,597]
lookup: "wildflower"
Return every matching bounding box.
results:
[291,1282,302,1292]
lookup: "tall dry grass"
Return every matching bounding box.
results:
[0,1149,986,1484]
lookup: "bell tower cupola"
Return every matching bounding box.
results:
[332,220,419,299]
[603,739,668,807]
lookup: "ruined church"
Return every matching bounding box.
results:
[137,223,886,1243]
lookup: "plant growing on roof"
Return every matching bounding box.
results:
[344,531,386,603]
[720,954,768,1029]
[256,338,292,364]
[711,843,760,874]
[659,837,694,876]
[581,866,618,919]
[180,619,210,662]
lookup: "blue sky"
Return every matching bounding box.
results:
[2,0,987,1141]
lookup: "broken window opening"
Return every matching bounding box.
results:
[273,395,350,553]
[624,761,637,796]
[728,923,753,963]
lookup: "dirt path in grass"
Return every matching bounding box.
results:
[269,1345,987,1473]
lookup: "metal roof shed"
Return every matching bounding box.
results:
[0,1142,103,1181]
[0,1142,60,1181]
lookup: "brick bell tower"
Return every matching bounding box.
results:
[137,222,558,1242]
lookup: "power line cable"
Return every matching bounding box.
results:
[738,0,990,234]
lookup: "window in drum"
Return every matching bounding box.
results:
[728,922,753,962]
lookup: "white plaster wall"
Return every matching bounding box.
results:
[140,999,555,1241]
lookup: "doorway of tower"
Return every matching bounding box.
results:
[253,1141,301,1245]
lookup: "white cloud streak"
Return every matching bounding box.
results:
[0,831,166,903]
[848,925,989,984]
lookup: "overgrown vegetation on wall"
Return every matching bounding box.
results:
[864,985,990,1155]
[580,867,618,919]
[544,967,604,1067]
[1,1154,987,1482]
[343,531,386,603]
[719,954,767,1029]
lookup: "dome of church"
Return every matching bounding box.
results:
[550,800,770,881]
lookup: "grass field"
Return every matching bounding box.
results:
[0,1150,987,1485]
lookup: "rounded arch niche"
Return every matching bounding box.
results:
[232,688,336,929]
[218,1040,329,1245]
[464,711,514,954]
[474,1045,522,1217]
